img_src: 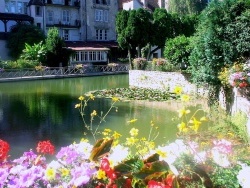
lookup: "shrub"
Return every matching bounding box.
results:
[164,35,191,69]
[0,59,39,69]
[132,57,147,70]
[151,58,177,72]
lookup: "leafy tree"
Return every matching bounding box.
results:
[20,41,47,63]
[6,23,45,59]
[164,35,191,68]
[188,0,250,105]
[45,27,73,67]
[168,0,208,15]
[116,9,153,66]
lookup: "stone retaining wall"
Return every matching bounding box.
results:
[129,70,250,137]
[129,70,207,96]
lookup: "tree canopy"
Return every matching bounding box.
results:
[45,27,73,67]
[6,23,45,59]
[168,0,208,15]
[188,0,250,103]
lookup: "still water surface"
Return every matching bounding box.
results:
[0,75,190,159]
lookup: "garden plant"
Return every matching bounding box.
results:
[0,86,250,188]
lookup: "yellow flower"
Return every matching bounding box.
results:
[91,110,97,117]
[129,128,139,137]
[189,117,201,132]
[75,103,80,108]
[61,168,70,177]
[173,86,183,95]
[178,108,190,118]
[127,119,138,123]
[96,170,106,180]
[200,116,208,122]
[126,137,138,146]
[78,96,85,101]
[178,122,188,132]
[180,94,190,102]
[89,94,95,100]
[80,138,89,143]
[150,120,154,127]
[112,131,121,139]
[147,141,155,150]
[45,168,56,180]
[112,97,119,102]
[156,149,167,158]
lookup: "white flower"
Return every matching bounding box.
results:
[237,163,250,188]
[211,149,230,167]
[109,144,129,166]
[47,160,61,170]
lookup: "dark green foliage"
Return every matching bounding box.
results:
[188,0,250,89]
[44,28,73,67]
[6,23,45,59]
[164,35,191,67]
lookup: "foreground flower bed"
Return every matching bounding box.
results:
[1,88,250,188]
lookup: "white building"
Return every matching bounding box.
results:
[0,0,119,65]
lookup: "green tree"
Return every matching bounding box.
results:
[188,0,250,105]
[164,35,191,68]
[116,9,153,66]
[45,27,73,67]
[7,23,45,59]
[20,41,47,63]
[169,0,208,15]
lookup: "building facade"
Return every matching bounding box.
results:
[0,0,119,65]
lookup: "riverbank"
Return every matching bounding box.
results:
[0,71,128,83]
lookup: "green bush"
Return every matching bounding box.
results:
[164,35,191,69]
[0,59,39,69]
[150,58,178,72]
[132,58,147,70]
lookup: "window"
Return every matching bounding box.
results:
[95,9,103,22]
[95,9,109,22]
[47,10,54,24]
[36,6,42,16]
[63,30,69,41]
[104,10,108,22]
[37,23,41,28]
[94,0,109,5]
[10,1,16,13]
[17,2,27,14]
[96,29,108,41]
[62,10,70,24]
[72,51,106,62]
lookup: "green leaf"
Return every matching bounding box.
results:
[89,139,113,161]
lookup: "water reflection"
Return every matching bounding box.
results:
[0,75,204,160]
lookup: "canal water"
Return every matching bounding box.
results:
[0,75,199,159]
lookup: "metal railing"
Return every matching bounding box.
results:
[0,64,129,80]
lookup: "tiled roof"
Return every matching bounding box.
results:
[65,41,119,50]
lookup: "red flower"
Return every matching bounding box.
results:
[100,157,116,180]
[165,174,175,188]
[36,140,55,155]
[148,180,166,188]
[0,139,10,162]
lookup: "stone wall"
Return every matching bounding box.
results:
[129,70,207,96]
[129,70,250,136]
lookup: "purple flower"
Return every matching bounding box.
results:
[69,163,96,187]
[56,146,78,164]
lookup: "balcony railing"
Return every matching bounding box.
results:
[46,19,81,28]
[0,65,129,81]
[46,0,80,7]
